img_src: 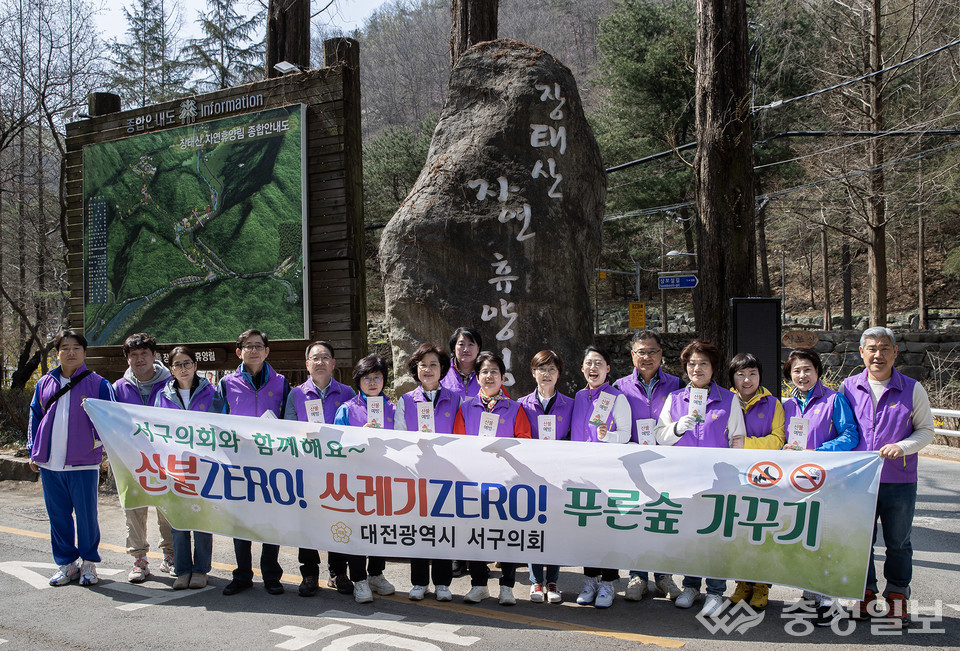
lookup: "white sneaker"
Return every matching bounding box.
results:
[699,593,725,617]
[463,585,489,603]
[354,579,374,603]
[546,582,562,604]
[655,575,682,600]
[49,561,81,586]
[577,576,599,605]
[128,557,149,583]
[595,581,615,608]
[499,585,516,606]
[79,562,99,586]
[367,574,395,595]
[408,584,427,601]
[676,587,699,609]
[159,553,175,575]
[625,575,648,601]
[530,583,545,603]
[435,585,453,602]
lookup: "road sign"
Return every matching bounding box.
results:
[598,271,607,279]
[629,302,646,329]
[658,274,698,290]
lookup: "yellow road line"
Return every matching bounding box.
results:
[1,523,684,647]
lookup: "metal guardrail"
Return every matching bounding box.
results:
[931,408,960,438]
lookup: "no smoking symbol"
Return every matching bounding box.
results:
[747,461,782,488]
[791,464,827,492]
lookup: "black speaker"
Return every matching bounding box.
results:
[729,297,783,399]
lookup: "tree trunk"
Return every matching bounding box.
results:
[694,0,755,359]
[821,226,831,331]
[680,206,700,331]
[450,0,498,69]
[841,239,852,329]
[757,198,771,296]
[265,0,310,77]
[866,0,887,327]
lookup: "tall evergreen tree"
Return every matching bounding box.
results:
[186,0,265,91]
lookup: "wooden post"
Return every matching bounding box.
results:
[266,0,311,77]
[450,0,499,69]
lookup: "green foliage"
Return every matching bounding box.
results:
[363,112,437,226]
[945,246,960,281]
[184,0,265,91]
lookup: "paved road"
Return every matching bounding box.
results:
[0,455,957,650]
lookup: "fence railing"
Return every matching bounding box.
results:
[931,408,960,438]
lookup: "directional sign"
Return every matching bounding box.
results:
[658,274,699,290]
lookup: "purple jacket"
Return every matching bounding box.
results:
[668,383,734,448]
[743,394,778,438]
[842,368,918,483]
[114,376,166,407]
[615,368,681,443]
[518,390,574,440]
[440,364,480,399]
[334,393,396,429]
[399,386,459,434]
[286,377,355,423]
[28,364,115,466]
[571,383,623,443]
[155,377,219,413]
[783,381,838,449]
[217,363,289,418]
[455,396,531,438]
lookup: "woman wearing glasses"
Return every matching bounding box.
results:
[154,346,222,590]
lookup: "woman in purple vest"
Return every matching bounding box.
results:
[440,326,482,399]
[727,352,786,610]
[453,351,531,606]
[331,355,397,604]
[518,350,573,604]
[396,343,460,602]
[654,339,745,617]
[570,346,630,609]
[154,346,221,590]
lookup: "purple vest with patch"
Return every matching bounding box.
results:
[30,365,110,466]
[440,365,480,399]
[570,383,623,443]
[458,396,522,437]
[615,368,681,443]
[782,381,837,450]
[400,387,459,434]
[843,368,918,483]
[289,378,355,423]
[743,394,777,439]
[155,379,217,413]
[518,390,574,440]
[343,393,395,429]
[114,376,165,407]
[220,365,287,417]
[668,383,733,448]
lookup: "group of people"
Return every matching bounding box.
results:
[26,324,933,626]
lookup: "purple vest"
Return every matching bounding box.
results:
[400,387,459,434]
[458,396,523,437]
[114,376,165,407]
[342,393,396,429]
[668,383,734,448]
[518,390,574,440]
[843,368,918,483]
[743,394,777,439]
[570,383,623,443]
[219,364,287,417]
[782,381,837,450]
[440,364,480,399]
[29,364,112,466]
[155,379,217,413]
[615,368,681,443]
[289,378,355,423]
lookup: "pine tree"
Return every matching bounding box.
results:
[185,0,265,91]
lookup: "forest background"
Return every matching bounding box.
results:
[3,0,960,438]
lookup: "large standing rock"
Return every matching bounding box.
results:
[380,39,605,396]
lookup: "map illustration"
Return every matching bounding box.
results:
[83,104,307,346]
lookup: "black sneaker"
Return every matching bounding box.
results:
[222,579,253,596]
[451,561,465,578]
[334,574,354,595]
[299,575,319,597]
[264,579,285,595]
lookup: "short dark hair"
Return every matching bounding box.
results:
[530,350,563,375]
[407,343,451,379]
[55,329,87,351]
[122,333,157,357]
[680,340,720,377]
[783,348,823,382]
[475,350,505,376]
[237,329,269,349]
[352,354,388,388]
[448,327,482,356]
[727,352,762,386]
[630,330,662,348]
[169,345,197,364]
[306,340,334,358]
[582,345,610,366]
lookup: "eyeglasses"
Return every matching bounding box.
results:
[308,355,333,363]
[632,348,661,358]
[583,361,606,368]
[360,376,383,384]
[241,344,265,351]
[172,361,195,370]
[534,366,558,375]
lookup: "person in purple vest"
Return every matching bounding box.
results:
[614,331,683,603]
[654,339,745,617]
[453,351,531,606]
[395,343,459,602]
[330,354,398,604]
[840,327,934,627]
[154,346,222,590]
[518,350,572,604]
[283,340,356,597]
[113,332,174,583]
[571,346,630,609]
[781,347,859,625]
[441,326,482,399]
[27,329,116,587]
[216,329,291,596]
[726,352,786,610]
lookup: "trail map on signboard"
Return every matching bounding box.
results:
[83,104,307,346]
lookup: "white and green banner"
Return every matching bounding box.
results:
[84,399,883,599]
